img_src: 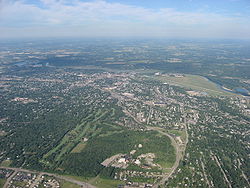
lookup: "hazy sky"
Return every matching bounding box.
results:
[1,0,250,39]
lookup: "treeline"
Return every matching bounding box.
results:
[62,130,174,177]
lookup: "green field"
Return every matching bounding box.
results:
[61,181,81,188]
[0,160,12,167]
[43,109,110,162]
[155,74,234,96]
[168,130,186,143]
[62,175,91,182]
[70,142,86,153]
[12,180,27,187]
[0,179,6,188]
[40,92,177,184]
[90,177,124,188]
[63,175,123,188]
[62,130,175,178]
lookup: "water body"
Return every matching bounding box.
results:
[204,77,249,97]
[235,88,249,95]
[219,85,249,96]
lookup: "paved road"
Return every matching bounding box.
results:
[147,127,183,188]
[104,88,189,187]
[0,166,96,188]
[3,169,17,188]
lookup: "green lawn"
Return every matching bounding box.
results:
[155,74,234,96]
[71,142,86,153]
[61,181,81,188]
[62,175,123,188]
[0,178,6,188]
[0,160,12,167]
[12,180,27,187]
[62,130,175,177]
[91,177,124,188]
[168,130,186,143]
[44,109,109,162]
[62,175,90,182]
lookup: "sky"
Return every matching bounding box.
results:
[0,0,250,39]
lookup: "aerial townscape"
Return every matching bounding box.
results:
[0,39,249,188]
[0,0,250,188]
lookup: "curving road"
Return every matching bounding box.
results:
[1,127,187,188]
[0,166,96,188]
[147,126,184,188]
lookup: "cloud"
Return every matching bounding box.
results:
[0,0,250,39]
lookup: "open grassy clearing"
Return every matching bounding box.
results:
[0,178,6,188]
[162,168,172,174]
[168,130,186,143]
[159,161,176,169]
[12,180,27,187]
[127,176,155,184]
[43,109,110,162]
[43,119,88,158]
[43,121,91,161]
[155,74,234,96]
[63,174,124,188]
[70,142,86,153]
[60,180,81,188]
[42,104,176,183]
[0,159,12,167]
[90,176,124,188]
[62,130,175,178]
[62,175,90,182]
[98,130,124,137]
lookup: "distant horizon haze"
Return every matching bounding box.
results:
[0,0,250,39]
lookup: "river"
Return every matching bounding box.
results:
[205,77,250,97]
